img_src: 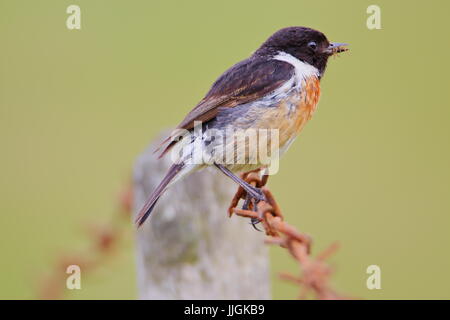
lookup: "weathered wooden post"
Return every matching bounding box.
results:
[133,135,270,299]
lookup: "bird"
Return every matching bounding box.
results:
[135,26,348,227]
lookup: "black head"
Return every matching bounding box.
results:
[255,27,348,76]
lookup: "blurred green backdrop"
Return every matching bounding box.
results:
[1,0,449,299]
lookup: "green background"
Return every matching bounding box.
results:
[1,0,449,299]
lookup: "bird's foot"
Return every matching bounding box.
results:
[241,187,267,231]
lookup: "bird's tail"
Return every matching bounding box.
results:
[135,162,194,227]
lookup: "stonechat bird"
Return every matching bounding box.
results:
[136,26,348,227]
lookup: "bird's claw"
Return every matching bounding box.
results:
[250,217,263,232]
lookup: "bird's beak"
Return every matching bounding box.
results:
[325,42,349,55]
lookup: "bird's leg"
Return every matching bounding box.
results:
[214,164,267,203]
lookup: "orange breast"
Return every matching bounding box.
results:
[278,76,321,148]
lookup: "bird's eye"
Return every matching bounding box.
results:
[308,41,317,50]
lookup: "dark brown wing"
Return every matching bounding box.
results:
[158,56,294,157]
[179,57,294,130]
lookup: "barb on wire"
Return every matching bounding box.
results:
[229,170,347,300]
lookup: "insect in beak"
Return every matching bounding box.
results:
[325,42,349,55]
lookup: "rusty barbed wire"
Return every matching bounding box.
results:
[36,183,133,299]
[229,169,346,300]
[38,169,347,299]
